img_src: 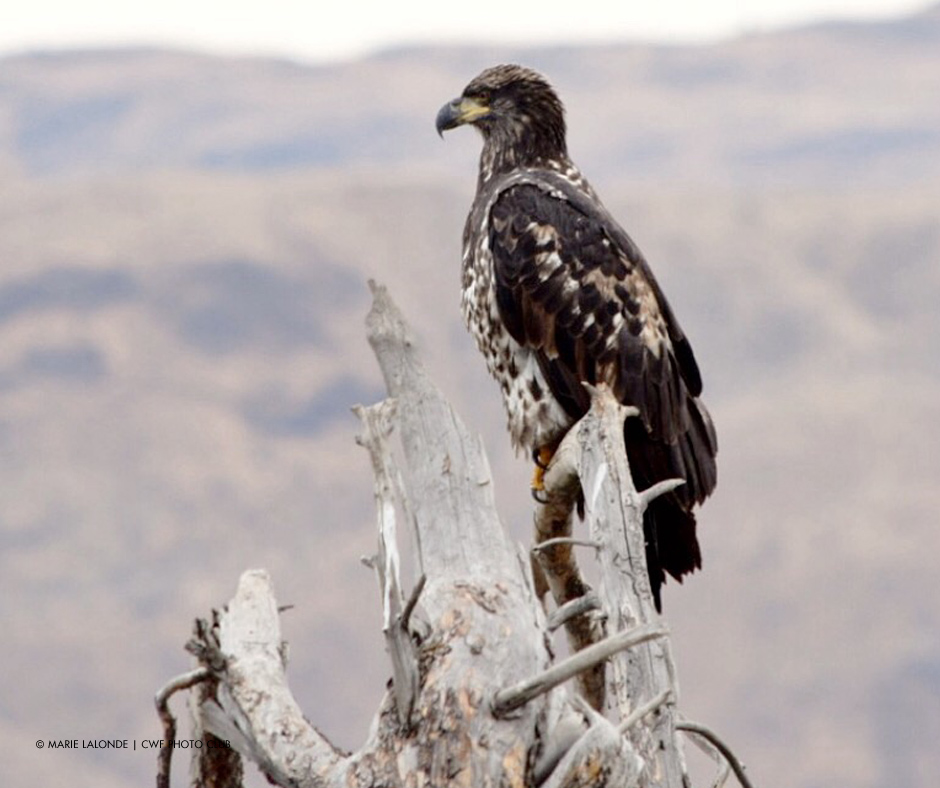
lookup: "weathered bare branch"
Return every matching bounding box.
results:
[637,478,687,511]
[492,623,667,716]
[365,280,520,585]
[533,429,607,709]
[154,668,210,788]
[546,593,602,633]
[574,382,690,787]
[532,537,600,552]
[347,281,561,784]
[401,572,427,630]
[195,570,346,787]
[677,720,756,788]
[353,399,420,728]
[188,673,245,788]
[682,730,733,788]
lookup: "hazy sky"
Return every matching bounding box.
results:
[2,0,929,62]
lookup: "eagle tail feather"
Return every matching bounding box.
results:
[685,397,718,502]
[644,496,702,613]
[625,408,714,611]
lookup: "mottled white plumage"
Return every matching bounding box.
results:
[461,215,571,451]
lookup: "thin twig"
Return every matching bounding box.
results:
[546,593,602,632]
[676,720,755,788]
[618,689,673,734]
[637,478,686,511]
[681,720,730,787]
[401,573,427,630]
[492,623,667,716]
[532,537,600,553]
[682,725,739,788]
[154,667,210,788]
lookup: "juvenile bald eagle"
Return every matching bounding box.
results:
[436,65,717,610]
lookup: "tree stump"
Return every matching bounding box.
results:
[155,281,753,788]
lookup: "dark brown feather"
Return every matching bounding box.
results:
[487,178,717,609]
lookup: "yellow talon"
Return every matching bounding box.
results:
[532,463,546,492]
[531,446,555,493]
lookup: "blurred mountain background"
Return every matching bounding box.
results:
[1,5,939,786]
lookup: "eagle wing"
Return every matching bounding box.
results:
[488,179,717,513]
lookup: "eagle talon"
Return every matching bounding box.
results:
[535,446,556,471]
[531,450,554,503]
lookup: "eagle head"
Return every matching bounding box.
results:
[436,65,568,175]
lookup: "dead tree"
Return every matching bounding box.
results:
[156,281,753,788]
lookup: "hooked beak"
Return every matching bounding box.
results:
[435,96,490,137]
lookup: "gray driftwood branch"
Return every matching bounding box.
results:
[352,397,421,728]
[541,384,692,787]
[160,281,753,788]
